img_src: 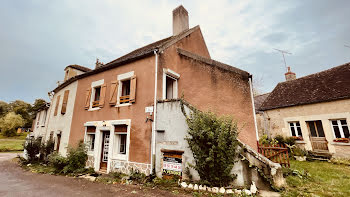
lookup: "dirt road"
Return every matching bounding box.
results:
[0,153,188,197]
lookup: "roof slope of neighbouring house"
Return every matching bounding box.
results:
[254,93,270,113]
[65,64,92,72]
[52,26,200,93]
[260,62,350,111]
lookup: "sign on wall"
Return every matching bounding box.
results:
[162,152,182,177]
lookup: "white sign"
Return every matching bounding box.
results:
[145,106,154,113]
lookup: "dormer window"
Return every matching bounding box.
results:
[92,86,101,108]
[120,79,131,104]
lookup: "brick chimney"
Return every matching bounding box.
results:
[173,5,189,36]
[285,66,296,81]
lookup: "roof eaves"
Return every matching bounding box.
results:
[177,48,250,79]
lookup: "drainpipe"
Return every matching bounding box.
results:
[249,76,259,144]
[151,49,159,174]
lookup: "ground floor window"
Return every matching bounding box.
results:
[289,122,302,137]
[87,133,95,151]
[118,134,127,154]
[331,119,349,139]
[113,125,128,158]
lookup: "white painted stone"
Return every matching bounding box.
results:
[219,187,225,194]
[250,181,257,194]
[234,189,242,194]
[207,187,212,192]
[211,187,219,193]
[193,184,199,190]
[199,185,206,191]
[188,184,194,189]
[226,189,233,194]
[243,189,252,195]
[180,182,188,188]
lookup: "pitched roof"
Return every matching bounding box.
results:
[52,26,200,93]
[254,93,270,113]
[65,64,91,72]
[260,62,350,111]
[177,48,250,79]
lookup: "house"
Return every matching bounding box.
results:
[32,6,279,186]
[257,63,350,158]
[31,102,50,139]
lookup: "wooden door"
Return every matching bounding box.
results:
[56,134,61,152]
[307,120,328,151]
[100,132,110,171]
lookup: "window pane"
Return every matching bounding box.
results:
[94,87,101,101]
[308,122,317,137]
[316,121,325,137]
[297,127,302,137]
[333,126,341,138]
[122,80,131,96]
[119,134,126,154]
[290,126,296,136]
[342,126,350,138]
[296,122,300,127]
[340,120,347,125]
[166,76,174,99]
[331,120,338,126]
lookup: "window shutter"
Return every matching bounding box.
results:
[99,83,107,108]
[109,80,118,105]
[85,88,92,110]
[130,75,136,103]
[54,95,61,116]
[61,90,70,114]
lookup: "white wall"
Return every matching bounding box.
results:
[45,81,78,156]
[32,109,49,138]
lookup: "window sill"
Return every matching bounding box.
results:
[331,142,350,146]
[115,103,132,107]
[88,107,101,111]
[295,141,306,144]
[113,154,127,161]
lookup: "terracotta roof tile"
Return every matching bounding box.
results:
[260,62,350,110]
[65,64,91,72]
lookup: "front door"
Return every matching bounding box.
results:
[100,132,110,171]
[307,120,328,151]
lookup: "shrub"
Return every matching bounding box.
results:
[284,137,296,146]
[291,147,307,157]
[274,135,285,145]
[129,168,147,183]
[23,137,42,162]
[184,110,239,187]
[62,142,88,174]
[40,139,55,162]
[48,152,67,173]
[0,112,25,137]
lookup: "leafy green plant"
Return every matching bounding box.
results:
[48,152,67,173]
[62,142,88,174]
[274,135,285,145]
[23,137,42,162]
[184,110,239,187]
[40,139,55,162]
[129,168,147,183]
[0,112,25,137]
[290,147,307,157]
[284,137,296,146]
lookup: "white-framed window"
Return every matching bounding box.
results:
[331,119,350,139]
[117,71,134,106]
[162,68,180,100]
[289,122,302,137]
[89,79,104,111]
[87,133,96,151]
[113,124,129,160]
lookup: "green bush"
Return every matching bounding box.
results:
[259,134,278,145]
[274,135,285,144]
[0,112,25,137]
[48,152,67,173]
[40,139,55,162]
[23,137,42,162]
[129,168,147,183]
[62,142,88,174]
[284,137,296,146]
[184,110,239,187]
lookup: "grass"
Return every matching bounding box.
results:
[281,159,350,197]
[0,133,27,152]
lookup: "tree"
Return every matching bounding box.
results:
[0,112,25,137]
[184,110,240,187]
[0,101,10,118]
[31,99,48,113]
[9,100,32,128]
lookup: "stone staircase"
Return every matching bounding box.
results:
[308,151,332,161]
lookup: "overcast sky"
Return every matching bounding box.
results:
[1,0,349,103]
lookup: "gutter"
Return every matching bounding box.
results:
[150,49,159,173]
[248,75,259,144]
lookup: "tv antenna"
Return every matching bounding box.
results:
[274,48,292,72]
[345,45,350,48]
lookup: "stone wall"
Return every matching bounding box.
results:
[110,159,151,175]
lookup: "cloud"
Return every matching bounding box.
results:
[0,0,349,103]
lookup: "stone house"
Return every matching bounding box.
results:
[30,6,287,187]
[256,63,350,158]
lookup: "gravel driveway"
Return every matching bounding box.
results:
[0,153,188,197]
